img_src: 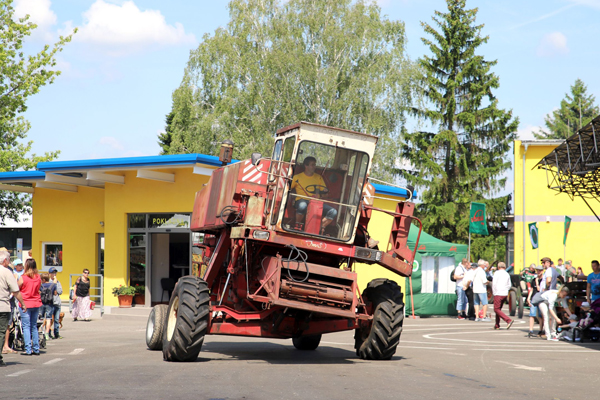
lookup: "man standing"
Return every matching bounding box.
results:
[48,267,63,339]
[586,260,600,305]
[473,260,491,322]
[541,257,558,291]
[556,258,566,278]
[0,250,27,367]
[454,258,468,319]
[463,262,476,320]
[492,262,513,329]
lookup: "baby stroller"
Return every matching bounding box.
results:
[7,302,47,351]
[572,299,600,342]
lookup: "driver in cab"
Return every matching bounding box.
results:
[291,156,338,235]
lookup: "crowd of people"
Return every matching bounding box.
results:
[454,255,600,342]
[0,248,93,368]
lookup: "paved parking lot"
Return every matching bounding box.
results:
[2,310,598,400]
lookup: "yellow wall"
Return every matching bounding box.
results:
[514,140,598,275]
[103,168,209,306]
[354,196,407,295]
[32,186,105,302]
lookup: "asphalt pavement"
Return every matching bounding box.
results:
[2,309,598,400]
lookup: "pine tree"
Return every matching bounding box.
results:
[402,0,518,243]
[157,111,174,155]
[534,79,599,140]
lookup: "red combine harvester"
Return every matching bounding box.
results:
[145,122,421,361]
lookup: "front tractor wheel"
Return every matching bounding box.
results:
[292,334,322,351]
[355,279,404,360]
[162,276,210,362]
[146,304,168,350]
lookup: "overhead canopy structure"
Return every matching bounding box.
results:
[536,115,600,221]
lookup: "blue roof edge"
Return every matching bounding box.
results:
[371,182,417,199]
[36,153,230,171]
[0,171,46,181]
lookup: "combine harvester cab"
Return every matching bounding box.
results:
[146,122,422,362]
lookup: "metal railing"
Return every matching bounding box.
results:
[69,274,104,316]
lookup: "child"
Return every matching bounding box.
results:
[557,314,578,341]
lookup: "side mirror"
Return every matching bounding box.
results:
[251,152,262,166]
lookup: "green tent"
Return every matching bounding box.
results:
[404,226,468,316]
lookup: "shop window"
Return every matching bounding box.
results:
[129,234,146,287]
[42,242,63,272]
[129,214,146,229]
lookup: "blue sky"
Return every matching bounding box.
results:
[15,0,600,197]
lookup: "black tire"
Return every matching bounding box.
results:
[508,288,517,317]
[146,304,168,350]
[292,334,322,351]
[517,287,524,319]
[162,276,210,362]
[355,279,404,360]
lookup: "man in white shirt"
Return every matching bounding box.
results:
[472,260,491,322]
[556,258,566,277]
[541,257,558,291]
[454,258,468,319]
[492,262,513,329]
[462,262,477,320]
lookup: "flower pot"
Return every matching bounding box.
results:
[134,293,145,306]
[118,295,134,308]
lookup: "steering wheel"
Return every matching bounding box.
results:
[305,184,329,196]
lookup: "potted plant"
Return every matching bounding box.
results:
[134,284,145,306]
[112,285,136,308]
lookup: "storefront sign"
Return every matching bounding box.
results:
[148,214,190,229]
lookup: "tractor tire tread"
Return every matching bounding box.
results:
[356,279,404,361]
[162,277,210,362]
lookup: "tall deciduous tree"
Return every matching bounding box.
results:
[0,0,75,222]
[402,0,518,245]
[534,79,599,140]
[164,0,419,179]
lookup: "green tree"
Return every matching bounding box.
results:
[402,0,518,244]
[164,0,419,179]
[534,79,599,139]
[158,111,174,154]
[0,0,75,222]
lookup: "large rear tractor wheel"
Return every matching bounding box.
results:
[162,277,210,362]
[146,304,168,350]
[292,334,322,351]
[508,288,517,317]
[355,279,404,360]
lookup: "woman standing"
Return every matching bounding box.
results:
[18,259,42,355]
[72,269,92,321]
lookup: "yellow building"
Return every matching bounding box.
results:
[0,153,410,309]
[514,140,598,274]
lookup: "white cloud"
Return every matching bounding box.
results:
[99,136,125,151]
[517,124,542,140]
[13,0,57,40]
[536,32,569,57]
[74,0,196,54]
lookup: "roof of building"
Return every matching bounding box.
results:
[0,153,416,199]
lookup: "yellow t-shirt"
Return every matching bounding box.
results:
[291,172,326,198]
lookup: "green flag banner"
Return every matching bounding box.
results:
[529,222,539,249]
[469,202,488,235]
[564,216,571,245]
